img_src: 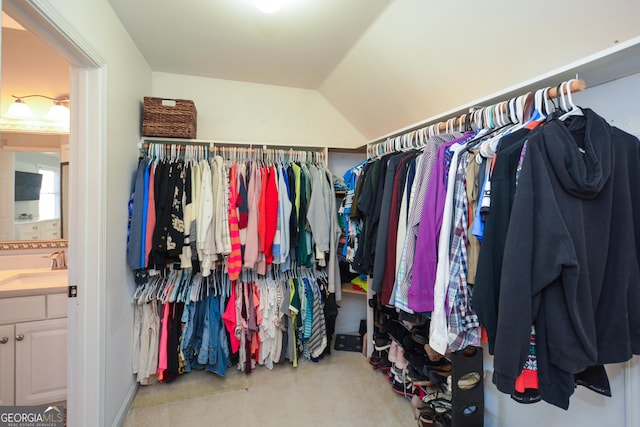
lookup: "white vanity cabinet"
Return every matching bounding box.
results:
[0,293,67,406]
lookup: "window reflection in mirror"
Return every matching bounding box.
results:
[14,152,61,221]
[0,132,68,243]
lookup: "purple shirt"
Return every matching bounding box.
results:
[408,140,457,312]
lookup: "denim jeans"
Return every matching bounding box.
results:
[183,298,206,372]
[180,303,196,373]
[204,294,230,376]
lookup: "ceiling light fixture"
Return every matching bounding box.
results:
[5,94,70,123]
[254,0,286,14]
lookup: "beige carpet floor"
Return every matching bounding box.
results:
[123,350,417,427]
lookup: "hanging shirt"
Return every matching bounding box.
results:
[473,127,531,352]
[380,151,418,305]
[307,165,332,252]
[263,166,279,266]
[391,155,424,313]
[227,164,242,280]
[127,157,149,270]
[145,163,157,268]
[179,163,192,269]
[371,152,406,292]
[244,163,261,269]
[426,143,465,356]
[445,151,481,352]
[213,156,231,257]
[190,162,202,273]
[400,133,465,292]
[141,161,151,268]
[408,140,457,312]
[198,160,214,275]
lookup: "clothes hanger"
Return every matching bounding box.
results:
[131,281,146,305]
[473,108,484,130]
[559,79,584,120]
[457,114,465,133]
[427,124,436,139]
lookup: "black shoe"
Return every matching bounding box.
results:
[369,350,382,368]
[374,333,391,351]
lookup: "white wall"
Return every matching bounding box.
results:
[152,72,367,149]
[37,1,152,426]
[327,151,366,181]
[481,72,640,427]
[319,0,640,141]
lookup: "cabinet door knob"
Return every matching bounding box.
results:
[15,334,24,341]
[0,337,8,344]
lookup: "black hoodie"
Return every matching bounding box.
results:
[492,109,640,409]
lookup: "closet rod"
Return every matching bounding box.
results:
[140,141,213,152]
[141,141,327,164]
[140,138,328,153]
[370,78,586,145]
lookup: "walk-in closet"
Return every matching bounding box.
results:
[2,1,640,426]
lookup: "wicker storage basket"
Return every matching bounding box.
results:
[142,97,197,139]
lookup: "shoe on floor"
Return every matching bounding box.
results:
[407,364,433,386]
[391,376,416,397]
[370,350,382,368]
[373,333,391,351]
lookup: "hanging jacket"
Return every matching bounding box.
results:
[493,109,640,409]
[127,157,149,270]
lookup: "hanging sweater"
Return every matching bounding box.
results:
[127,158,149,270]
[493,109,640,409]
[227,164,242,280]
[264,166,279,266]
[244,163,261,269]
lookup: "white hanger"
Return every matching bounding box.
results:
[474,109,484,130]
[557,82,569,112]
[418,128,427,147]
[559,79,584,120]
[542,87,554,116]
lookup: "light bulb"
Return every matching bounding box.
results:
[5,99,33,119]
[254,0,286,14]
[44,103,70,123]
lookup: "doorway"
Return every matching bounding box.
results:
[1,0,106,425]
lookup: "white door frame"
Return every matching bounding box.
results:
[3,1,106,426]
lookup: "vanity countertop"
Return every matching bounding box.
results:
[0,268,67,298]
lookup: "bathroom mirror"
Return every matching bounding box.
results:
[0,131,69,251]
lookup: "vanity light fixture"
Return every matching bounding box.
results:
[5,94,70,123]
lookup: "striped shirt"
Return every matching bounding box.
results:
[227,164,242,280]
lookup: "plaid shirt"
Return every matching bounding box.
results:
[446,151,481,351]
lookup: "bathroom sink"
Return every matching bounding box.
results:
[0,270,68,288]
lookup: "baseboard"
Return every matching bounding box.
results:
[111,381,138,427]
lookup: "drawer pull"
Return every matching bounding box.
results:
[15,334,24,341]
[0,337,8,344]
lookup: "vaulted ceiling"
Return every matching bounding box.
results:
[107,0,392,90]
[107,0,640,141]
[4,1,640,142]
